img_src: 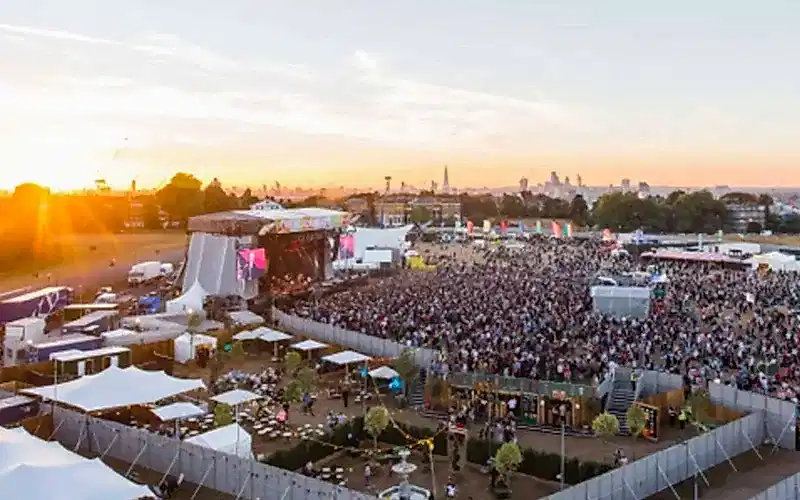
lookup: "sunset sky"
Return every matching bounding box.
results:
[1,1,799,191]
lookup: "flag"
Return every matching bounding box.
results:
[716,229,723,243]
[551,221,562,238]
[602,228,613,242]
[455,220,462,230]
[483,220,491,233]
[466,220,474,234]
[564,222,573,238]
[500,220,507,233]
[536,220,543,234]
[520,221,526,233]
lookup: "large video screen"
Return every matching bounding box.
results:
[237,248,267,281]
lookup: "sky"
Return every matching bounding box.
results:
[1,1,799,191]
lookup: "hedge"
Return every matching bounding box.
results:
[265,417,611,485]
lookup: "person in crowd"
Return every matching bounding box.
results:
[291,238,800,400]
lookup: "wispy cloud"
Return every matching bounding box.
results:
[0,23,581,152]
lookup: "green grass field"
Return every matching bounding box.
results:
[0,231,187,291]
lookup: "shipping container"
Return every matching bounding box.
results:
[0,286,73,324]
[62,310,120,335]
[28,334,103,363]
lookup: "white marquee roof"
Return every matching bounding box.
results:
[368,366,400,379]
[228,310,264,326]
[211,389,262,406]
[151,402,207,421]
[186,423,253,459]
[0,427,152,500]
[234,326,292,342]
[291,339,328,351]
[22,366,206,412]
[322,350,371,366]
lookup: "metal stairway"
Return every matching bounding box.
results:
[409,369,427,408]
[606,370,637,435]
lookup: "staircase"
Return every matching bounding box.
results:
[606,372,637,435]
[409,369,427,408]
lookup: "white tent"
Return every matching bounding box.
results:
[166,281,208,314]
[291,339,328,351]
[352,226,412,261]
[0,426,153,500]
[186,423,253,459]
[174,332,218,364]
[228,310,263,326]
[211,389,262,406]
[234,326,292,343]
[22,365,206,412]
[322,350,371,365]
[151,402,207,421]
[746,252,800,272]
[368,366,400,379]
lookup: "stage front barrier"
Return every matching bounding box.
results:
[637,370,684,397]
[544,411,765,500]
[52,406,377,500]
[446,372,595,398]
[274,308,439,367]
[709,383,797,451]
[750,472,800,500]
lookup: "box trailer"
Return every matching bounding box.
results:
[62,310,120,335]
[28,334,103,363]
[0,286,72,324]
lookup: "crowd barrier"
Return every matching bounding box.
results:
[544,411,766,500]
[446,371,595,398]
[750,473,800,500]
[52,407,376,500]
[709,383,797,450]
[274,308,439,368]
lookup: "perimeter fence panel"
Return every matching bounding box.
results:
[749,473,800,500]
[709,383,796,450]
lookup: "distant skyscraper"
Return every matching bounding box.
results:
[550,171,561,186]
[576,174,583,188]
[621,178,631,191]
[564,176,571,187]
[130,180,136,194]
[400,181,406,192]
[384,176,392,194]
[519,177,529,192]
[442,166,450,192]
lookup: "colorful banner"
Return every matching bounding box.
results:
[602,228,613,242]
[551,221,562,238]
[536,220,543,234]
[483,220,491,233]
[466,220,474,234]
[564,222,573,238]
[500,220,508,233]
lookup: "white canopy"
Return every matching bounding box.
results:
[151,402,207,421]
[166,281,208,313]
[369,366,400,379]
[746,252,800,272]
[22,365,206,412]
[322,350,371,365]
[228,310,264,326]
[174,332,218,364]
[186,423,253,459]
[211,389,262,406]
[0,426,153,500]
[291,339,328,351]
[234,326,292,342]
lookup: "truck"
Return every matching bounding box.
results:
[128,261,163,286]
[2,317,47,366]
[0,286,72,324]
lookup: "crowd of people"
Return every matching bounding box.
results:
[290,238,800,401]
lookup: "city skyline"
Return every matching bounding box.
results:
[1,1,799,191]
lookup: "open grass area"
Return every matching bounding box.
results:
[0,231,187,291]
[723,234,800,246]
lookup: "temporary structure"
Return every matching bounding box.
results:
[745,252,800,272]
[228,310,264,326]
[186,423,253,459]
[0,426,153,500]
[322,350,371,366]
[290,340,328,351]
[166,281,208,314]
[368,366,400,379]
[174,333,218,364]
[211,389,262,407]
[151,402,207,421]
[22,365,206,412]
[234,326,292,343]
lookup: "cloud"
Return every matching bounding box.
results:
[0,24,582,152]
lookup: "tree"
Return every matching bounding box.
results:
[569,194,589,226]
[779,214,800,234]
[296,366,318,394]
[592,412,620,441]
[626,405,647,440]
[187,311,202,333]
[493,442,523,496]
[203,178,234,213]
[229,340,246,359]
[156,173,204,226]
[686,390,712,431]
[214,404,234,427]
[408,205,431,224]
[745,221,763,234]
[365,405,390,449]
[500,194,526,218]
[141,201,163,230]
[284,351,302,375]
[239,187,259,208]
[392,349,418,400]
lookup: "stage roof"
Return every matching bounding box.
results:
[188,207,349,236]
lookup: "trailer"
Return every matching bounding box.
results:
[62,303,120,323]
[128,261,163,286]
[27,334,103,364]
[0,286,72,324]
[62,310,120,335]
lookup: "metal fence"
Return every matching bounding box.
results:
[709,383,797,450]
[637,370,684,398]
[590,286,651,319]
[446,371,595,398]
[750,473,800,500]
[52,406,376,500]
[544,411,766,500]
[273,308,439,368]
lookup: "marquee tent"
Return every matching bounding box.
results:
[151,402,207,421]
[0,426,153,500]
[745,252,800,272]
[368,366,400,379]
[291,340,328,351]
[234,327,292,342]
[228,310,264,326]
[186,423,253,459]
[22,365,205,412]
[166,281,208,314]
[174,333,218,364]
[322,350,371,365]
[211,389,261,407]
